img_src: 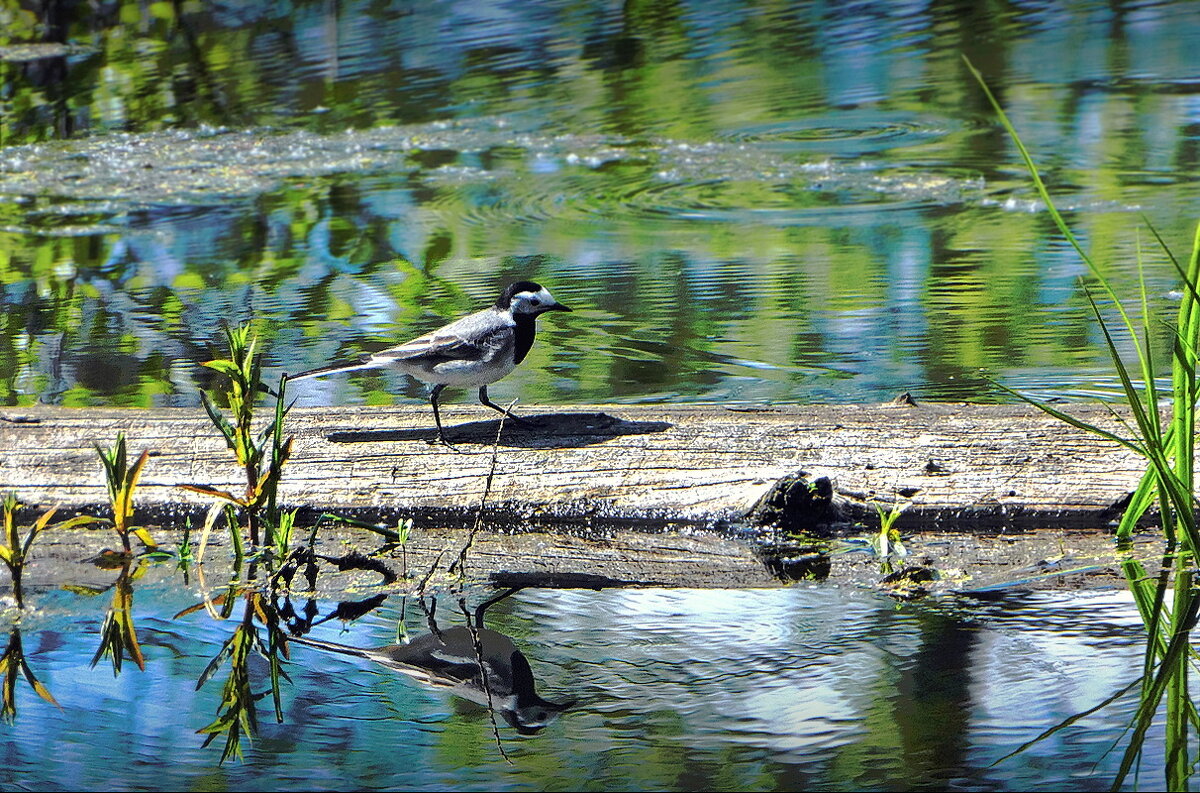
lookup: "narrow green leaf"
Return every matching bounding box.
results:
[178,484,245,505]
[989,674,1145,768]
[52,515,103,531]
[30,505,59,534]
[131,527,157,549]
[202,359,242,378]
[964,57,1109,290]
[1112,593,1199,789]
[1085,290,1159,443]
[990,380,1145,456]
[114,434,127,488]
[196,637,237,691]
[20,663,59,708]
[200,390,238,452]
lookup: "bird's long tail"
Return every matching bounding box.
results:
[288,358,380,381]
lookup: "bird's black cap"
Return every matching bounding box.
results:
[495,281,571,311]
[496,281,545,307]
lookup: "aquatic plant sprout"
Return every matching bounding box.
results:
[183,324,294,552]
[967,56,1200,792]
[0,493,97,608]
[95,433,156,553]
[870,501,907,574]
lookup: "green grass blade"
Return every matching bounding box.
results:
[1116,468,1158,540]
[1084,289,1161,448]
[200,390,239,453]
[990,674,1145,769]
[963,57,1096,274]
[1135,235,1163,448]
[317,513,403,542]
[1112,590,1200,790]
[989,380,1145,456]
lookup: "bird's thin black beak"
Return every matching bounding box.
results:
[552,302,572,312]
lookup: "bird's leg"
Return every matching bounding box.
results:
[478,385,532,426]
[428,384,454,446]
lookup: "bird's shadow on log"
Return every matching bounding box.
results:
[326,411,672,449]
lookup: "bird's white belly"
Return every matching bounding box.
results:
[390,356,517,387]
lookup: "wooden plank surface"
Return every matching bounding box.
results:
[0,402,1143,531]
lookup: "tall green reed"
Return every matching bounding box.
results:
[967,57,1200,791]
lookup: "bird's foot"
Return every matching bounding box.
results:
[426,434,459,450]
[503,411,534,428]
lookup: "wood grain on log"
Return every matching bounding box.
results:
[0,402,1144,531]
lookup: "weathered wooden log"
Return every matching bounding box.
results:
[0,403,1142,532]
[0,403,1156,595]
[0,402,1143,531]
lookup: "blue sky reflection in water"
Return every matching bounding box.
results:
[0,581,1161,791]
[1,1,1199,408]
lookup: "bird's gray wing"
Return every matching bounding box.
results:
[289,309,510,380]
[372,310,510,365]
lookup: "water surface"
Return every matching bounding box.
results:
[0,577,1161,791]
[2,1,1199,408]
[0,7,1189,789]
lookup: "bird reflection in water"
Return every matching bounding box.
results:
[289,588,572,734]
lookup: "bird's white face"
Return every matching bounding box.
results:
[510,286,569,315]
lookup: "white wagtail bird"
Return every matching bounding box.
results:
[289,281,571,442]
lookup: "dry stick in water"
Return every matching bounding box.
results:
[437,410,513,759]
[449,403,512,577]
[414,550,445,599]
[414,404,511,594]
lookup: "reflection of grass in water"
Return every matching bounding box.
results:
[90,558,147,675]
[0,628,58,721]
[968,57,1200,790]
[178,578,290,763]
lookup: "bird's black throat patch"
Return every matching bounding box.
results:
[513,314,536,364]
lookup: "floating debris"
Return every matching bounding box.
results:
[0,118,990,229]
[0,42,97,62]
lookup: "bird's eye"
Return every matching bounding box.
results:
[530,298,541,306]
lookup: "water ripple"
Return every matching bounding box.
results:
[718,111,963,154]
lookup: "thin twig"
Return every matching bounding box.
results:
[449,403,512,577]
